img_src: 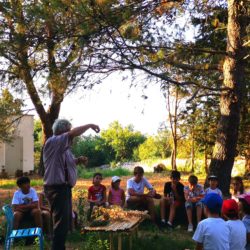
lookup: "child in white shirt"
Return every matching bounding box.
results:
[126,166,158,222]
[193,193,229,250]
[205,175,223,198]
[222,199,246,250]
[12,176,42,229]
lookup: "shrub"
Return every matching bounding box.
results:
[78,167,131,179]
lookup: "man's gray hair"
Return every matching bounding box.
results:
[52,119,72,135]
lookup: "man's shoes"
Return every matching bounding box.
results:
[159,221,173,230]
[159,221,167,228]
[166,222,174,229]
[187,224,193,232]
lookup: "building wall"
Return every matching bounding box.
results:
[15,115,34,173]
[1,115,34,175]
[5,137,23,175]
[0,143,5,170]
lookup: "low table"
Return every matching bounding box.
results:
[84,213,148,250]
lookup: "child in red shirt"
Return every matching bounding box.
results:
[87,173,106,220]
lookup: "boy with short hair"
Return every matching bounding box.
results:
[222,199,246,250]
[160,170,185,228]
[126,166,157,222]
[239,194,250,250]
[205,175,223,198]
[12,176,42,229]
[184,175,205,232]
[193,193,230,250]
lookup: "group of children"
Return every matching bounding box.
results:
[158,171,250,250]
[11,168,250,249]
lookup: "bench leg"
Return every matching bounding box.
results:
[129,233,133,250]
[118,234,122,250]
[5,238,11,250]
[110,233,114,250]
[39,235,44,250]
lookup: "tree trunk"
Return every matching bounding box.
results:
[245,148,250,174]
[191,128,195,172]
[204,145,209,174]
[38,114,58,176]
[171,141,177,171]
[166,86,178,171]
[207,0,247,196]
[172,87,178,170]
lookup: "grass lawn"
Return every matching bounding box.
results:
[9,222,195,250]
[1,172,249,250]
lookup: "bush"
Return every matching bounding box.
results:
[138,132,171,161]
[78,167,131,179]
[0,179,43,189]
[72,136,112,168]
[101,121,146,162]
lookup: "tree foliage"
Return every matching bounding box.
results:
[33,119,43,168]
[138,130,171,160]
[0,0,249,193]
[0,0,138,140]
[88,0,249,194]
[72,136,110,168]
[100,121,146,162]
[0,89,22,142]
[179,96,219,172]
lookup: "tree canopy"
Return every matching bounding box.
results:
[0,89,23,142]
[0,0,249,195]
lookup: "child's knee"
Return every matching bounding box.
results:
[195,201,203,208]
[185,201,193,210]
[145,197,154,207]
[160,198,165,207]
[14,211,23,221]
[31,208,42,217]
[42,210,51,219]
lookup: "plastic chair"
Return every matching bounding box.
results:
[2,204,44,250]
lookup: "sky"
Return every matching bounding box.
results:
[58,72,168,135]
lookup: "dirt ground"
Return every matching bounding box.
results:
[2,173,248,205]
[0,174,193,206]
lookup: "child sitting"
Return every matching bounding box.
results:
[87,173,106,220]
[160,170,185,228]
[108,176,125,207]
[184,175,205,232]
[193,193,229,250]
[205,175,223,198]
[126,166,158,223]
[12,176,42,230]
[222,199,246,250]
[231,176,245,202]
[239,194,250,250]
[38,192,51,237]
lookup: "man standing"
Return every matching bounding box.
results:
[43,119,100,250]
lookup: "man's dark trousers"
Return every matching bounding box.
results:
[44,184,72,250]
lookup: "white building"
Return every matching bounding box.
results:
[0,115,34,176]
